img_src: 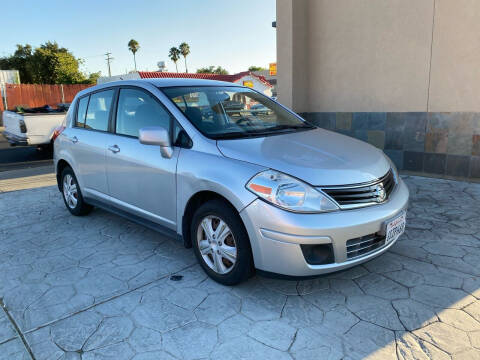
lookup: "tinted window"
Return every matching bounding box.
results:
[116,88,171,137]
[76,96,89,127]
[85,90,114,131]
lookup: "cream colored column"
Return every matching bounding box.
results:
[276,0,309,112]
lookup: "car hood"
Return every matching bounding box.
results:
[216,128,390,186]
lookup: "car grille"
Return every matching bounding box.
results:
[321,170,396,209]
[346,234,386,259]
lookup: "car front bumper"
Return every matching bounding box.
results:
[240,177,409,277]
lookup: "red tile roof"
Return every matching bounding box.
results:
[138,71,272,87]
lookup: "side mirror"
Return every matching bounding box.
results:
[139,126,173,158]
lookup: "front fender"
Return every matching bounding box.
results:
[176,149,265,236]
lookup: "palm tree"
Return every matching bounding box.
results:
[128,39,140,71]
[169,47,181,73]
[179,42,190,73]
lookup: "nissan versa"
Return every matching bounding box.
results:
[53,79,409,285]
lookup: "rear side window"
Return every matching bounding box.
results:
[85,90,114,131]
[115,88,172,137]
[75,96,89,127]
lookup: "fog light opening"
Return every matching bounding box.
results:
[300,244,334,265]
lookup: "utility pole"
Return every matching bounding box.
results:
[105,52,113,77]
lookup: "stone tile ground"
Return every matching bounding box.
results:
[0,176,479,359]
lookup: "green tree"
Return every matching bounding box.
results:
[196,66,229,75]
[179,42,190,73]
[169,47,181,73]
[248,65,266,72]
[0,42,98,84]
[82,71,101,84]
[128,39,140,71]
[29,42,84,83]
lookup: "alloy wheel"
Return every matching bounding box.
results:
[63,174,78,209]
[196,215,237,274]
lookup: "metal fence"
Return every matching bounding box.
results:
[2,83,92,110]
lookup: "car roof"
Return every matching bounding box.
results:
[76,78,246,99]
[143,78,242,87]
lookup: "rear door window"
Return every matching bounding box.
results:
[115,88,172,137]
[85,90,114,131]
[75,96,89,127]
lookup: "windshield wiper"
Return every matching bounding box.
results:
[245,123,315,136]
[213,123,315,140]
[212,131,255,140]
[265,124,315,130]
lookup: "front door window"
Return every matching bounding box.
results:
[116,88,172,137]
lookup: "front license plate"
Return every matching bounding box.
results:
[385,211,406,245]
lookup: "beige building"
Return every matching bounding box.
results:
[276,0,480,181]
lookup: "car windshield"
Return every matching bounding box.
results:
[161,86,315,139]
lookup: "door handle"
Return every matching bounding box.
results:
[108,145,120,153]
[70,136,78,144]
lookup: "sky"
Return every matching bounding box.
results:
[2,0,276,77]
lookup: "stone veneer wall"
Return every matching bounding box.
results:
[301,112,480,181]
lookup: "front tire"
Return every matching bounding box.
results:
[61,167,92,216]
[191,200,254,285]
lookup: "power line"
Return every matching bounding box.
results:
[105,52,114,77]
[81,53,106,59]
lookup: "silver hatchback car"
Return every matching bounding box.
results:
[54,79,409,285]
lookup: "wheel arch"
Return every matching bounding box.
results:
[181,190,242,248]
[56,159,71,191]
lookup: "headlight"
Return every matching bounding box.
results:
[246,170,339,213]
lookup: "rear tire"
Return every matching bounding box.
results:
[191,200,254,285]
[60,167,92,216]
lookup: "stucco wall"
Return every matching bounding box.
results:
[277,0,309,111]
[429,0,480,112]
[277,0,480,113]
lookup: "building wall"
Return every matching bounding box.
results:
[429,0,480,112]
[277,0,309,110]
[277,0,480,180]
[234,75,273,97]
[97,72,141,84]
[307,0,433,112]
[253,70,277,97]
[301,112,480,181]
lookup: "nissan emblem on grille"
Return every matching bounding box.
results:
[374,183,386,202]
[321,170,396,209]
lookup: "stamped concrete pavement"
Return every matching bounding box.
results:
[0,176,479,359]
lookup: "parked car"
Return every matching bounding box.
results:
[54,79,409,285]
[222,99,245,112]
[250,103,272,115]
[3,104,69,150]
